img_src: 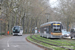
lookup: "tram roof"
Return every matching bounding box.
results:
[40,21,61,27]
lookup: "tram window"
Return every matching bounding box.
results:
[40,27,43,33]
[46,28,49,33]
[49,26,51,33]
[44,28,47,31]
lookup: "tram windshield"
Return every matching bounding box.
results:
[52,29,61,33]
[52,24,62,33]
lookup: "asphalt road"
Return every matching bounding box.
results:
[0,34,44,50]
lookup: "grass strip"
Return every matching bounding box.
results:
[27,35,67,50]
[32,35,74,49]
[36,35,75,46]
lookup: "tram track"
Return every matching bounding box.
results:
[30,35,74,50]
[35,35,75,46]
[36,36,66,46]
[61,38,75,40]
[61,38,75,45]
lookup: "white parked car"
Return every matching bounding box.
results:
[62,30,70,38]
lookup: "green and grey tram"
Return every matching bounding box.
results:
[40,21,62,38]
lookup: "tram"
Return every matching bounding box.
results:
[40,21,62,38]
[12,26,23,36]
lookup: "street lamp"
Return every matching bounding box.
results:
[45,13,50,22]
[0,3,1,15]
[47,16,49,22]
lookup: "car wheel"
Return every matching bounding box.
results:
[21,35,22,36]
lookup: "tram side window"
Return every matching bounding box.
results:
[44,28,47,31]
[44,26,49,33]
[40,28,42,33]
[40,27,43,33]
[49,26,51,33]
[46,27,49,33]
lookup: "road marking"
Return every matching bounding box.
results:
[3,49,6,50]
[7,43,9,47]
[12,45,19,47]
[7,37,13,47]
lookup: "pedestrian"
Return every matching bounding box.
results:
[32,29,34,35]
[7,31,9,35]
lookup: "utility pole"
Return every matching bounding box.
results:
[0,0,2,15]
[0,4,1,15]
[47,17,49,22]
[0,2,1,35]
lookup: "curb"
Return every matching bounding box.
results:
[26,37,53,50]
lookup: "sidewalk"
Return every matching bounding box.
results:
[0,35,6,39]
[0,35,12,39]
